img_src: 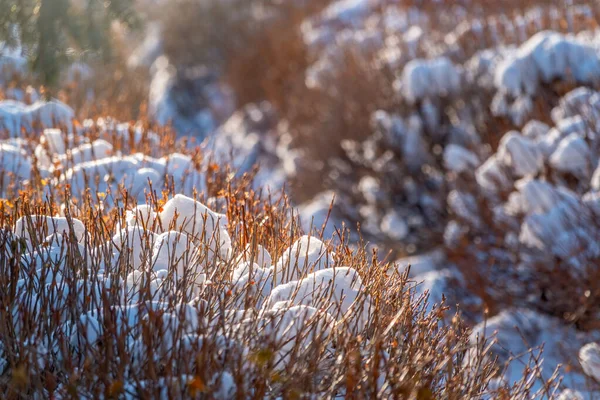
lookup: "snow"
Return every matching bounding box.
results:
[413,268,457,313]
[590,165,600,191]
[549,133,591,178]
[232,265,276,307]
[0,50,26,80]
[239,304,335,369]
[274,235,334,284]
[235,244,272,270]
[57,139,113,165]
[519,200,583,253]
[448,190,481,228]
[321,0,371,27]
[398,57,461,103]
[0,100,32,135]
[491,32,600,124]
[158,194,227,236]
[157,194,231,261]
[358,176,381,204]
[60,156,143,195]
[380,210,409,241]
[126,205,158,228]
[298,190,339,238]
[475,155,513,193]
[395,249,446,277]
[232,261,261,283]
[580,342,600,382]
[128,23,163,69]
[211,371,236,400]
[64,62,93,83]
[557,389,584,400]
[469,309,590,393]
[151,231,200,279]
[30,100,75,131]
[404,26,424,57]
[497,131,544,177]
[552,87,598,122]
[72,314,102,346]
[512,178,566,215]
[111,227,157,270]
[145,52,233,137]
[148,56,177,128]
[443,144,480,174]
[522,120,550,141]
[495,31,600,97]
[14,215,86,244]
[0,142,32,179]
[263,267,368,329]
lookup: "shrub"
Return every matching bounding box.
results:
[0,114,549,399]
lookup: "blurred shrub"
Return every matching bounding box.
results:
[0,0,139,90]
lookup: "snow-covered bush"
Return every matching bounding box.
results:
[0,105,539,398]
[443,87,600,334]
